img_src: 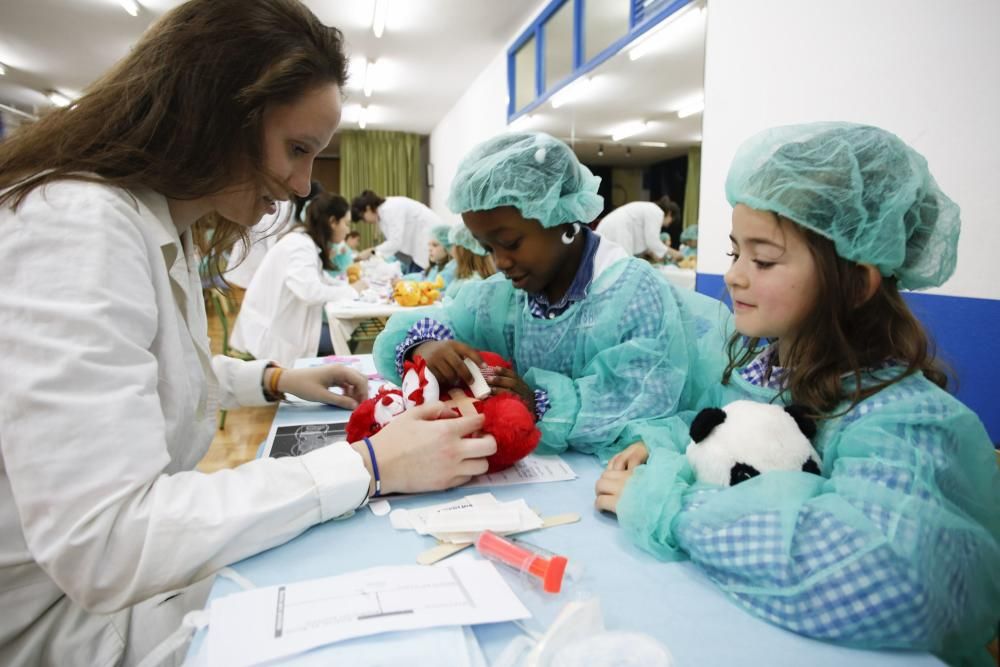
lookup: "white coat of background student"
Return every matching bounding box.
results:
[351,189,440,273]
[231,191,363,366]
[596,197,683,262]
[0,1,496,664]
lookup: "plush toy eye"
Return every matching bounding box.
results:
[729,462,760,486]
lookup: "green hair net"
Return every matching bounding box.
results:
[448,224,488,256]
[725,122,960,290]
[447,131,604,229]
[430,224,454,250]
[680,225,699,243]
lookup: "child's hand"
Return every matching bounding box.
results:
[413,340,484,386]
[594,468,635,515]
[607,442,649,471]
[486,367,536,416]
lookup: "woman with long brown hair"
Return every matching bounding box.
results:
[0,1,494,663]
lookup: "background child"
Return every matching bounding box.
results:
[402,224,456,283]
[373,131,730,460]
[232,193,364,365]
[596,122,1000,666]
[444,224,495,300]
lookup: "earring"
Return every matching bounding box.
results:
[561,222,581,245]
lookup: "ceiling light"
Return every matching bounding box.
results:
[639,141,668,148]
[358,105,369,129]
[508,114,535,132]
[47,91,72,107]
[625,147,632,157]
[628,4,705,61]
[610,121,648,142]
[363,60,378,97]
[0,63,6,76]
[371,0,389,39]
[118,0,140,17]
[675,98,704,118]
[550,76,593,109]
[597,144,604,157]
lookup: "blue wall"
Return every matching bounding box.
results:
[695,273,999,444]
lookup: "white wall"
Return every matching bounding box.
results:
[428,51,509,225]
[698,0,1000,300]
[429,0,552,225]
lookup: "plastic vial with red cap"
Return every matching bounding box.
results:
[475,530,570,594]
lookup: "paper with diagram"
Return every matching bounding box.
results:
[206,560,529,666]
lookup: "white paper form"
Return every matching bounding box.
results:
[206,560,529,666]
[463,454,577,488]
[367,454,578,515]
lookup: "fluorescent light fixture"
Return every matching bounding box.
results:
[628,4,705,61]
[675,97,704,118]
[508,114,535,132]
[610,121,648,142]
[639,141,668,148]
[118,0,140,16]
[371,0,389,38]
[47,91,72,107]
[550,76,593,109]
[0,62,6,76]
[362,60,377,97]
[358,105,369,129]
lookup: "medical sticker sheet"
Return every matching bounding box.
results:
[206,560,529,666]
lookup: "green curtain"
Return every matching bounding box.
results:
[340,129,424,249]
[682,146,701,231]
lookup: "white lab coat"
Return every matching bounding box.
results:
[231,228,357,367]
[374,196,439,270]
[595,201,669,259]
[0,181,370,666]
[223,201,296,288]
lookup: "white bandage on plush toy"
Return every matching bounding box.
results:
[463,358,491,399]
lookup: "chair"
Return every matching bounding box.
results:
[348,317,387,353]
[208,288,254,430]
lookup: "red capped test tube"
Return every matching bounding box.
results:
[475,531,569,593]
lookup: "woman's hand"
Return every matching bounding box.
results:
[412,340,483,386]
[594,468,635,515]
[486,367,536,416]
[359,402,497,494]
[278,365,368,409]
[607,442,649,471]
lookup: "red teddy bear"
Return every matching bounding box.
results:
[346,351,540,473]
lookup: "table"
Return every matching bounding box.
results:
[657,264,697,291]
[323,300,415,356]
[187,356,943,666]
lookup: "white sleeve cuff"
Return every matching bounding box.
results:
[211,356,273,409]
[298,442,371,521]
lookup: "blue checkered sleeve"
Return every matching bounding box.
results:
[395,317,455,377]
[676,498,935,647]
[533,389,550,421]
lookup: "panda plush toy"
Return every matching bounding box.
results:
[685,400,822,486]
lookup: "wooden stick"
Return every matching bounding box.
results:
[416,512,581,565]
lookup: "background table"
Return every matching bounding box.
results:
[323,301,416,355]
[188,356,943,666]
[657,264,697,291]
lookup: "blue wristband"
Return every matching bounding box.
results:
[363,436,381,498]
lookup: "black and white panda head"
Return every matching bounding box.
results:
[685,400,822,487]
